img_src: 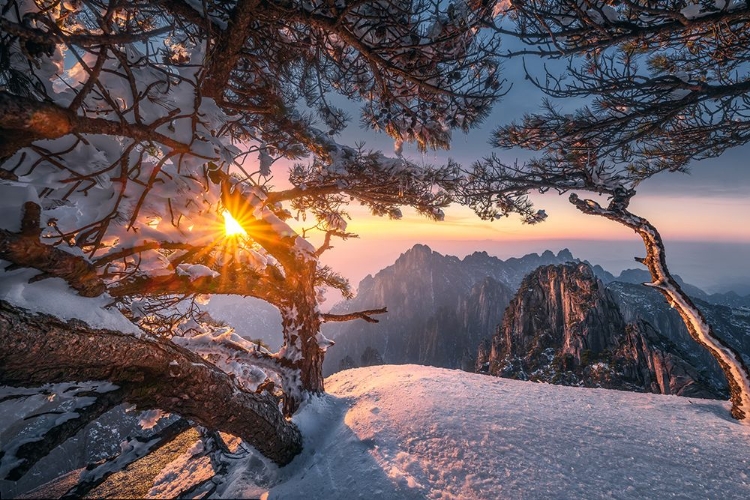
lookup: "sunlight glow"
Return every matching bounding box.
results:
[223,210,247,237]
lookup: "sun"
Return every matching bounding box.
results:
[223,210,247,237]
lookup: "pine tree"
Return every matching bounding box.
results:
[0,0,504,477]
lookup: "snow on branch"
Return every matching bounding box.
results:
[0,91,192,159]
[0,201,105,297]
[172,324,294,393]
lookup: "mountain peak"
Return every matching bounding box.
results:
[470,250,490,258]
[392,244,437,267]
[557,248,574,261]
[482,262,720,399]
[405,243,433,256]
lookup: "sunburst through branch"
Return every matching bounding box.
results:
[223,210,247,237]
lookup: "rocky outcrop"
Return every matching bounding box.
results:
[490,263,625,368]
[608,281,750,393]
[483,263,723,399]
[323,245,577,375]
[614,321,717,398]
[324,244,744,399]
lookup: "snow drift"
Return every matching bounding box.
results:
[217,365,750,499]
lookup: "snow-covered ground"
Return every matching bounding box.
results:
[219,365,750,499]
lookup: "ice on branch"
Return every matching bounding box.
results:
[176,264,220,281]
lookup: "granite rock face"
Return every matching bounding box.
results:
[615,321,717,397]
[491,263,624,367]
[482,263,723,399]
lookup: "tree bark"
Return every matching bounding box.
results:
[276,260,326,415]
[570,193,750,421]
[0,91,191,161]
[219,176,328,414]
[0,300,303,465]
[201,0,261,100]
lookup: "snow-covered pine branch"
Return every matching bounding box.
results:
[0,300,303,464]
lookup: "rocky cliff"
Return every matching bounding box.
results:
[608,281,750,392]
[322,244,578,375]
[480,263,723,399]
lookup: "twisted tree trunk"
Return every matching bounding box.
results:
[570,193,750,421]
[275,258,327,416]
[219,176,328,415]
[0,301,303,465]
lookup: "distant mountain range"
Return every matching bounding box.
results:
[323,244,750,397]
[606,268,750,309]
[202,245,749,360]
[322,244,579,375]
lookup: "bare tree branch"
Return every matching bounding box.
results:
[568,193,750,420]
[321,307,388,324]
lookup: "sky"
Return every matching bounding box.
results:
[306,146,750,294]
[296,116,749,295]
[283,32,750,295]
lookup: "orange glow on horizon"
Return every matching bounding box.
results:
[223,210,248,237]
[296,189,750,244]
[319,199,635,243]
